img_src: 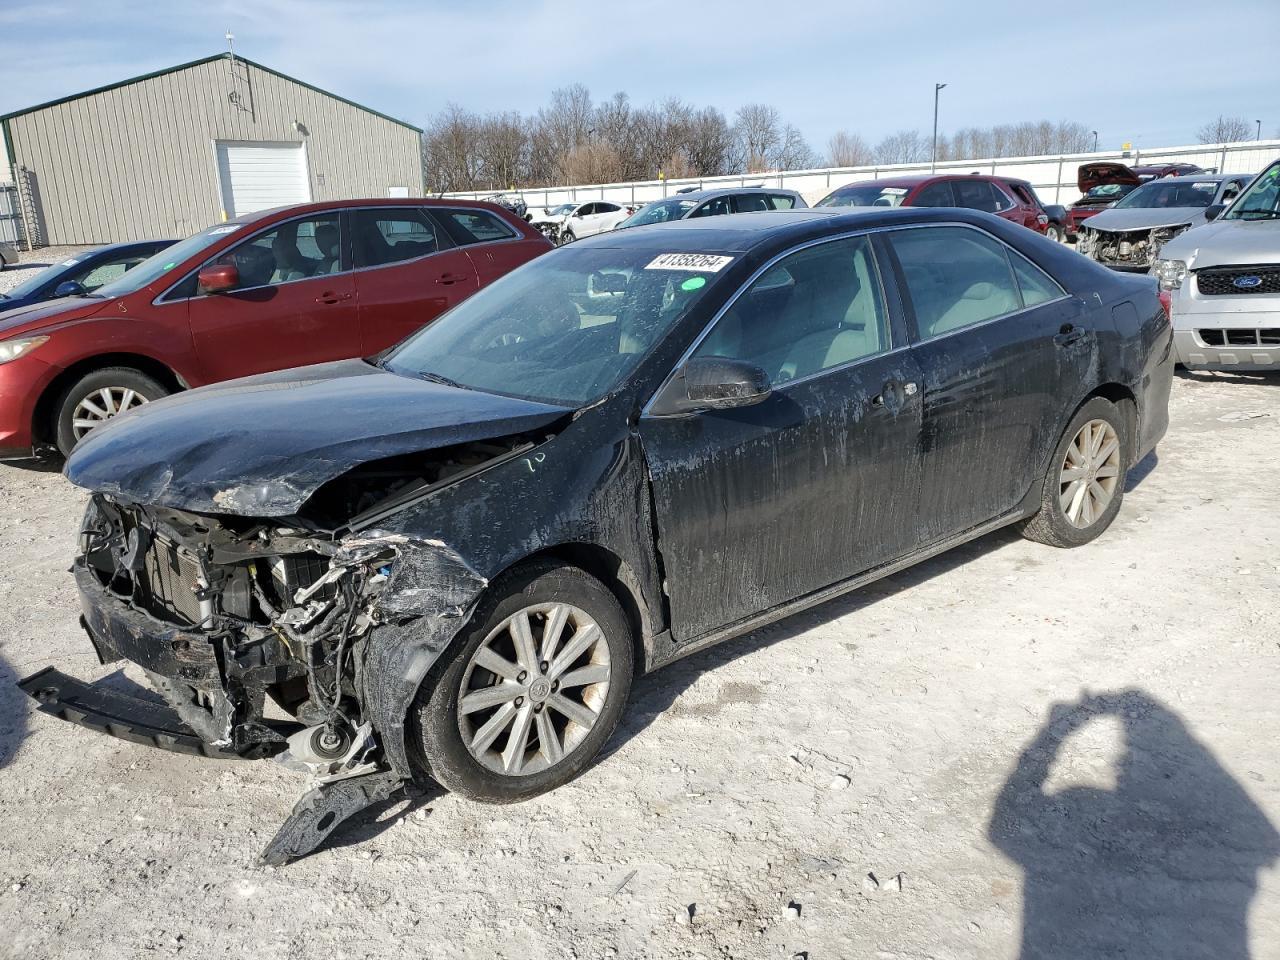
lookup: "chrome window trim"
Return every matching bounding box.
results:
[641,228,898,418]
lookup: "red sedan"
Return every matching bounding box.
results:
[0,199,550,456]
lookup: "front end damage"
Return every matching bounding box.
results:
[22,476,493,862]
[1080,225,1189,270]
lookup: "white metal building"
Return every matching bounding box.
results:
[1,53,424,246]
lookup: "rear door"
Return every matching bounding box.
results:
[432,206,541,287]
[732,193,771,213]
[187,212,360,382]
[885,224,1086,542]
[639,233,924,641]
[351,206,478,353]
[688,195,734,219]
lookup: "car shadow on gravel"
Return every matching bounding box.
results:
[988,689,1279,958]
[0,651,28,770]
[605,524,1025,761]
[1176,368,1280,387]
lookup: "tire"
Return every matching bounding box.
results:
[1045,225,1066,244]
[54,367,169,456]
[1019,397,1128,548]
[558,230,576,246]
[412,560,634,803]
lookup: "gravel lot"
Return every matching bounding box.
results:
[0,361,1278,958]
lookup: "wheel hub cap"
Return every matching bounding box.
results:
[456,602,611,776]
[71,386,150,440]
[1059,418,1121,529]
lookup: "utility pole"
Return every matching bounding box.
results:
[931,83,947,174]
[1092,130,1099,151]
[1258,120,1263,141]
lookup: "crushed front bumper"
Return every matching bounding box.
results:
[18,666,241,759]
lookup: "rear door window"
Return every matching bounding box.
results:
[435,208,519,245]
[733,193,771,213]
[953,179,1000,213]
[889,226,1023,338]
[353,208,453,269]
[768,194,798,210]
[1009,252,1065,307]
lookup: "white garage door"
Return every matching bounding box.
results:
[215,141,311,219]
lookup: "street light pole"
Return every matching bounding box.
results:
[1092,130,1099,152]
[931,83,947,174]
[1258,120,1263,141]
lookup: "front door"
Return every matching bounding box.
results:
[639,233,924,643]
[886,224,1090,543]
[351,206,479,353]
[188,212,360,383]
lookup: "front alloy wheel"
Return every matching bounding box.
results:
[458,603,611,776]
[413,560,633,802]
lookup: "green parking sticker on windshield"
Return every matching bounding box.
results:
[681,276,706,291]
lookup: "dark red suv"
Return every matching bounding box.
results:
[0,199,550,456]
[815,173,1054,235]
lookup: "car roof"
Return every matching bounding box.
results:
[829,173,1009,191]
[650,186,804,202]
[228,197,514,226]
[81,239,174,256]
[575,207,970,254]
[1158,173,1246,184]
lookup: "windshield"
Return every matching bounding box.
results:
[0,257,82,300]
[1224,163,1279,221]
[619,198,698,227]
[815,184,910,208]
[1083,183,1134,201]
[545,204,576,217]
[381,246,726,405]
[1113,180,1218,210]
[90,224,234,298]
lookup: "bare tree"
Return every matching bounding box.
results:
[874,130,929,164]
[827,130,871,167]
[774,124,818,171]
[476,112,528,189]
[685,107,736,176]
[423,103,485,193]
[1197,115,1254,144]
[735,104,782,172]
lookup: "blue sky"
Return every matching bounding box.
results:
[2,0,1276,154]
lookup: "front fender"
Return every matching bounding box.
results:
[358,535,489,778]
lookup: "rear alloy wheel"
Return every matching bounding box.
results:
[1020,396,1128,548]
[413,561,633,802]
[54,367,168,456]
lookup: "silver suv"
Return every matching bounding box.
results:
[1155,162,1280,370]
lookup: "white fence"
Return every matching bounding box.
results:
[445,139,1280,213]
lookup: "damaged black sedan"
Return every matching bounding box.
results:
[21,207,1171,862]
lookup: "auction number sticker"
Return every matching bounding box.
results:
[881,187,909,196]
[645,253,734,272]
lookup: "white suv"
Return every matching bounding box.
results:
[531,201,631,245]
[1155,161,1280,371]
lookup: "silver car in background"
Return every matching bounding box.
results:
[1079,173,1255,271]
[0,239,18,269]
[1154,160,1280,371]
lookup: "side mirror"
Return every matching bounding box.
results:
[197,263,240,294]
[53,280,86,298]
[683,357,772,410]
[1204,203,1225,222]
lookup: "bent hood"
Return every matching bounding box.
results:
[0,295,110,332]
[65,358,573,517]
[1083,207,1203,234]
[1158,218,1280,269]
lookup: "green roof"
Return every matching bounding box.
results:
[0,52,422,133]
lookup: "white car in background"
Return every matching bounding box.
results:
[531,201,632,245]
[1155,160,1280,370]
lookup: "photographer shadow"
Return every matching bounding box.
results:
[989,689,1278,959]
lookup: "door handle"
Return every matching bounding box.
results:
[435,273,463,285]
[1054,323,1086,347]
[872,380,917,407]
[314,291,352,305]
